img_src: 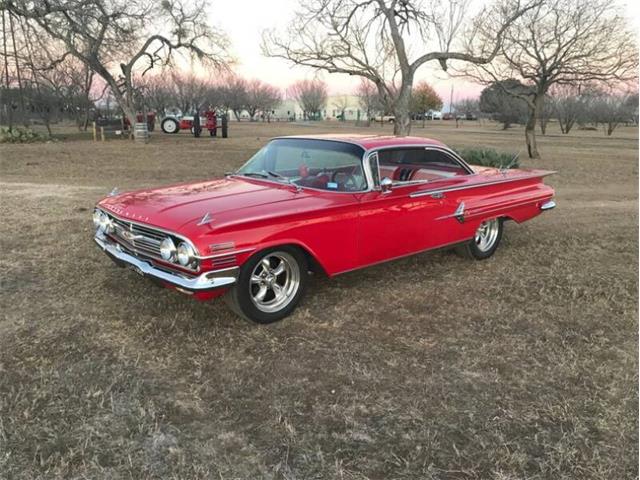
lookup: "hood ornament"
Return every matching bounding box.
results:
[108,187,119,197]
[197,212,214,226]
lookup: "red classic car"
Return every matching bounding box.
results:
[93,134,556,323]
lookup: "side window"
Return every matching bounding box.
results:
[377,148,468,184]
[423,150,468,176]
[378,149,425,183]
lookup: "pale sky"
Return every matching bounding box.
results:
[210,0,640,105]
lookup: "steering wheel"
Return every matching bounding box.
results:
[331,170,359,191]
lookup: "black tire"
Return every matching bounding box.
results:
[161,117,179,134]
[455,218,503,260]
[224,246,308,323]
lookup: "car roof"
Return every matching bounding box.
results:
[272,134,446,151]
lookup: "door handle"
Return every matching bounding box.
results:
[430,192,445,199]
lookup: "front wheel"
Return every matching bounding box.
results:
[455,218,503,260]
[224,247,308,323]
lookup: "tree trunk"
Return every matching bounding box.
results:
[525,97,542,159]
[539,117,547,135]
[392,87,412,135]
[525,115,539,158]
[565,119,574,134]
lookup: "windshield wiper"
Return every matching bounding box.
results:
[239,171,269,178]
[267,171,288,180]
[267,171,303,192]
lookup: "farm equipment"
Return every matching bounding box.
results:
[161,111,226,137]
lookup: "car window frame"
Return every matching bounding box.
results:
[367,145,474,189]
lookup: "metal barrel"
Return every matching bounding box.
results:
[133,122,149,143]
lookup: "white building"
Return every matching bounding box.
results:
[270,95,370,122]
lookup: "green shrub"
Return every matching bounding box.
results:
[0,127,51,144]
[453,147,520,169]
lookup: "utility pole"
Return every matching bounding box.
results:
[1,9,13,130]
[449,85,454,114]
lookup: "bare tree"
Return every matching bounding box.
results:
[538,96,552,135]
[590,92,636,136]
[169,72,211,114]
[220,75,249,120]
[5,0,231,139]
[245,79,281,120]
[549,85,588,134]
[454,97,479,116]
[137,73,173,116]
[288,79,327,120]
[263,0,540,135]
[356,79,381,126]
[465,0,638,157]
[332,95,349,120]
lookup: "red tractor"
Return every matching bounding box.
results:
[161,111,217,135]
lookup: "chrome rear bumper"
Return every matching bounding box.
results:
[94,236,238,291]
[540,200,556,211]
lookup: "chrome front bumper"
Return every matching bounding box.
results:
[94,236,238,291]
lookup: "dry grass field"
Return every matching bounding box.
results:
[0,120,637,479]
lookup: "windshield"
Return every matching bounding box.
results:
[236,138,367,192]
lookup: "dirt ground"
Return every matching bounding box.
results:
[0,120,637,479]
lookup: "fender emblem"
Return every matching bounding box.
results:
[197,212,214,226]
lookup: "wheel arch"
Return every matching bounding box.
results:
[241,241,329,277]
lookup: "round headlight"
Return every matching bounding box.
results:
[176,242,195,266]
[160,238,177,261]
[92,209,102,229]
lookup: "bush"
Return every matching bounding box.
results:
[0,127,51,144]
[453,147,520,169]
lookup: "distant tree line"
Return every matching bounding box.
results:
[136,73,282,121]
[478,80,638,136]
[265,0,637,157]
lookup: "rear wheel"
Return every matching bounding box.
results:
[161,117,179,134]
[456,218,503,260]
[225,247,308,323]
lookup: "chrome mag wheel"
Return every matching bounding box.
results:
[249,251,300,313]
[474,219,500,252]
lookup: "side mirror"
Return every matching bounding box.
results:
[380,176,393,194]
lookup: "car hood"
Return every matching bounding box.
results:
[98,176,308,234]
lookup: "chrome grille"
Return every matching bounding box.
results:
[111,218,166,261]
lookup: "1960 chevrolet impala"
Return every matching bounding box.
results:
[93,134,555,323]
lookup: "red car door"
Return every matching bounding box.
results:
[357,185,445,267]
[356,148,473,267]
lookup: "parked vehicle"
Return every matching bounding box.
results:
[430,111,442,120]
[442,113,454,120]
[374,114,395,123]
[93,135,556,323]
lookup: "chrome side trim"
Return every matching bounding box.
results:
[197,246,256,260]
[454,202,465,222]
[95,236,238,291]
[436,201,465,222]
[409,174,550,199]
[540,200,556,211]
